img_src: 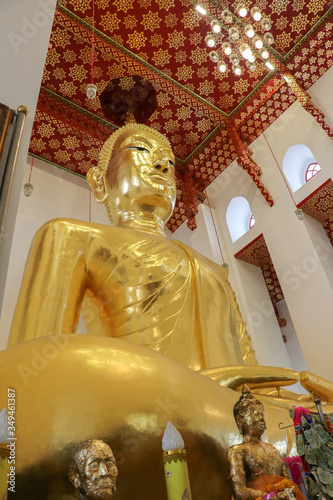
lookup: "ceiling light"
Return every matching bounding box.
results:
[196,5,206,15]
[251,7,261,21]
[248,53,256,63]
[211,20,221,33]
[244,24,255,38]
[265,62,275,70]
[222,42,232,55]
[233,65,242,76]
[86,83,97,99]
[209,50,219,62]
[261,18,271,31]
[218,61,227,73]
[229,27,240,41]
[246,60,256,72]
[253,36,263,49]
[205,34,215,47]
[264,32,274,45]
[230,53,240,65]
[222,9,232,23]
[239,42,252,60]
[237,4,247,17]
[260,48,269,59]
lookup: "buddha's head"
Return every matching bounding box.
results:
[87,123,176,226]
[233,385,266,438]
[68,439,118,499]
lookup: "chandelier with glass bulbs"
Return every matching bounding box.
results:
[196,3,275,76]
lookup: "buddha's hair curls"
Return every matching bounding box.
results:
[97,123,172,174]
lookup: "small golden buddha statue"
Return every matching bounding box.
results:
[68,439,118,499]
[228,385,305,500]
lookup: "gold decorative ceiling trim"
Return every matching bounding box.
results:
[56,5,229,123]
[230,72,281,118]
[283,6,333,61]
[182,124,222,164]
[40,87,116,130]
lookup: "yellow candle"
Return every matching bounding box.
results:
[162,422,192,500]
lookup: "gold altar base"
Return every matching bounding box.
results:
[0,335,297,500]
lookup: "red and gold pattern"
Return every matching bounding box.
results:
[29,0,333,231]
[298,179,333,246]
[235,235,285,324]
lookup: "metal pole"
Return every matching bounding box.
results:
[0,105,28,245]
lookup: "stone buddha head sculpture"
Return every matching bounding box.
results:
[233,385,266,438]
[68,439,118,499]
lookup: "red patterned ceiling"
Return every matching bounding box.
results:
[29,0,333,231]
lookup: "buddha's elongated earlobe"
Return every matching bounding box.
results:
[87,166,107,204]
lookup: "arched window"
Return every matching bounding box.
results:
[283,144,321,192]
[305,162,321,182]
[226,197,255,242]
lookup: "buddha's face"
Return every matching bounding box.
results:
[72,442,118,499]
[239,402,266,437]
[105,128,176,224]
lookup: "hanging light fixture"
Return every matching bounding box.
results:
[218,61,227,72]
[253,35,263,49]
[230,53,240,65]
[264,32,274,45]
[237,3,247,17]
[222,9,233,23]
[251,7,261,21]
[239,42,253,60]
[261,18,271,31]
[233,65,242,76]
[196,5,206,15]
[205,34,215,47]
[209,50,219,62]
[211,20,221,33]
[229,27,240,41]
[200,1,275,77]
[86,0,97,100]
[260,47,269,59]
[244,24,255,38]
[222,41,232,55]
[246,60,256,72]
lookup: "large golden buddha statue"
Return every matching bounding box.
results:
[8,120,254,371]
[2,77,333,499]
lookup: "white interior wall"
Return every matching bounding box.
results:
[0,158,109,350]
[173,66,333,382]
[0,0,58,314]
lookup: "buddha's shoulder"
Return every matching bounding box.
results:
[228,442,247,459]
[35,218,115,237]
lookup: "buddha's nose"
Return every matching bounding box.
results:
[153,159,169,174]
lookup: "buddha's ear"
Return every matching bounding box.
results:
[68,465,80,488]
[87,167,108,204]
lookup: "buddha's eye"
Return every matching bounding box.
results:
[169,159,175,168]
[128,146,149,153]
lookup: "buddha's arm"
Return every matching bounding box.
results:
[8,219,88,346]
[228,446,265,500]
